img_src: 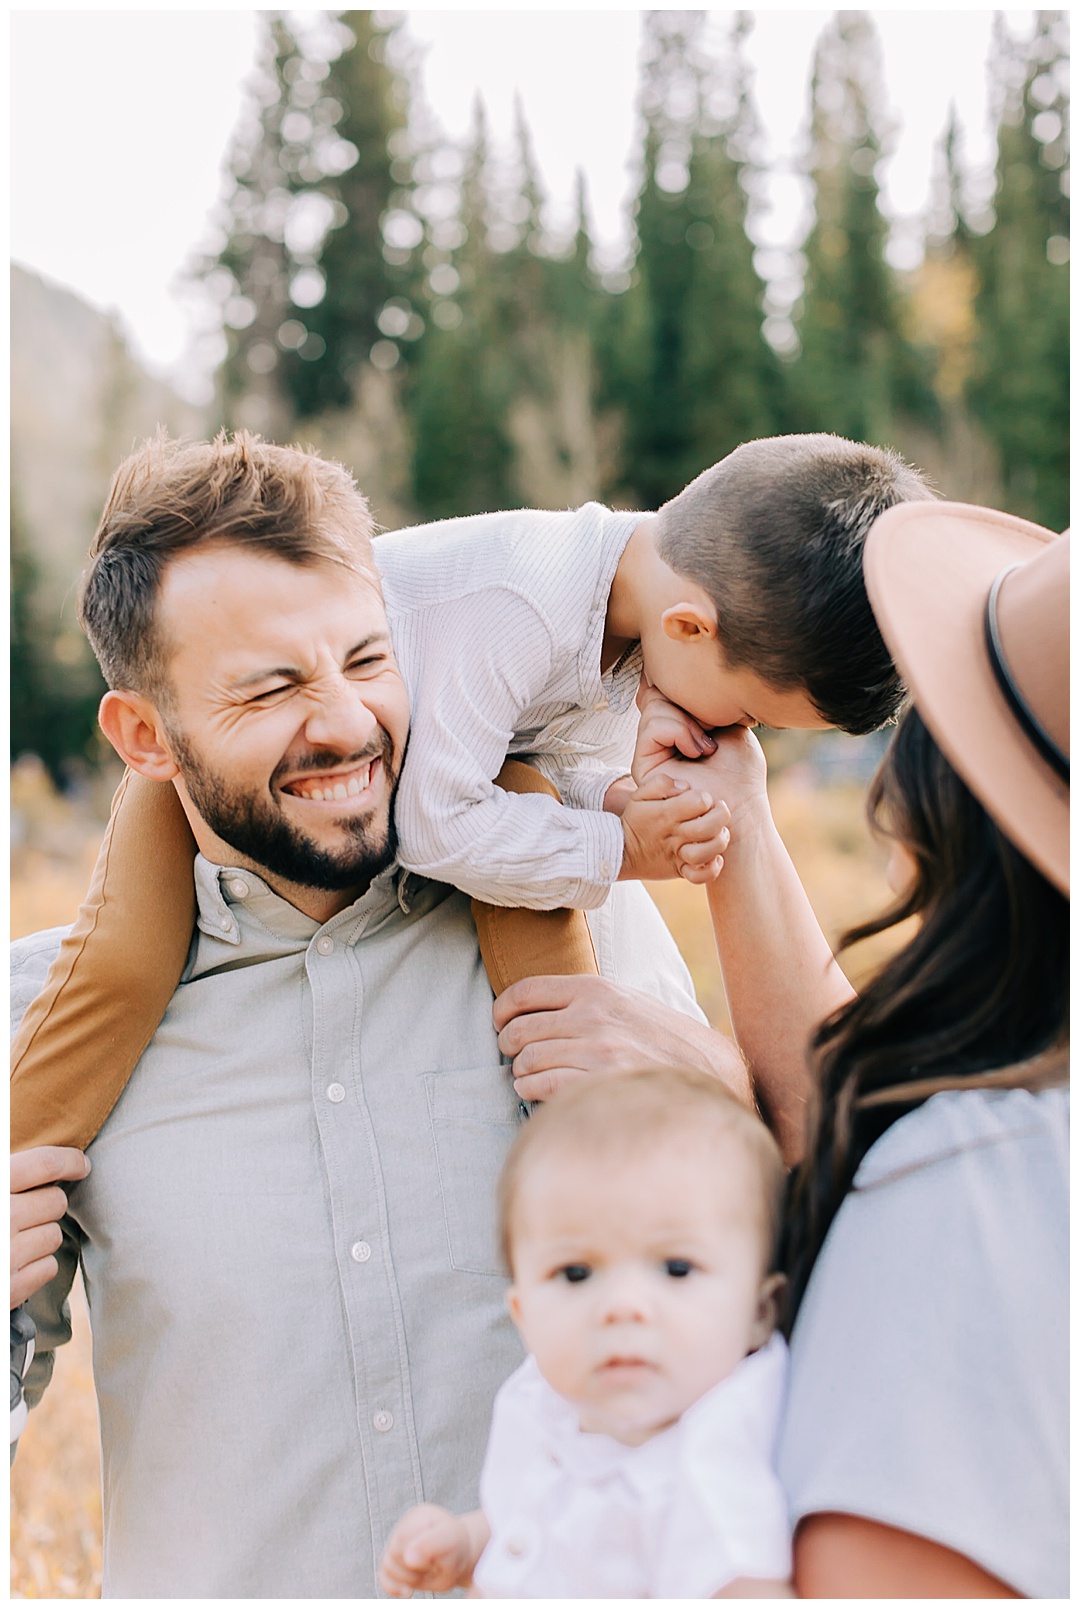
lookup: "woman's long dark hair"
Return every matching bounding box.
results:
[783,708,1069,1327]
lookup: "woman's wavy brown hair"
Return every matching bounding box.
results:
[782,707,1069,1327]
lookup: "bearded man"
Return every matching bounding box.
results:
[10,434,747,1597]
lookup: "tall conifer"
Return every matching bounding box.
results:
[966,11,1069,528]
[792,11,936,444]
[617,12,777,507]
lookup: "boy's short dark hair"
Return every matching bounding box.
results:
[79,429,377,704]
[656,434,936,734]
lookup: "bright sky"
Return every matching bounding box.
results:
[11,9,1029,390]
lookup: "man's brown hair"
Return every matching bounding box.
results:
[656,433,936,735]
[497,1066,786,1276]
[78,430,377,702]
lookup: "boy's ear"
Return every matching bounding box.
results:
[660,600,717,644]
[749,1272,786,1352]
[98,689,181,782]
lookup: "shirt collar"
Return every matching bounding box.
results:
[192,853,415,951]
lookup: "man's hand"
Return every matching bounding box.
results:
[378,1503,489,1599]
[632,680,717,786]
[10,1148,89,1309]
[620,768,731,886]
[494,974,751,1107]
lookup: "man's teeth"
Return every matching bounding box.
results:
[291,763,372,801]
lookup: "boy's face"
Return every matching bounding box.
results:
[641,622,830,733]
[506,1133,778,1446]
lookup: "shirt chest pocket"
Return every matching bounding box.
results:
[424,1065,527,1277]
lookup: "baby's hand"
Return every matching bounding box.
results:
[378,1504,482,1598]
[620,768,731,885]
[633,680,718,786]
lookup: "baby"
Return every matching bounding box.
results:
[379,1067,792,1599]
[11,429,932,1155]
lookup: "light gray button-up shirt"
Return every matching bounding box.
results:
[13,856,705,1598]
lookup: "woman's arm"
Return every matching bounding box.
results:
[795,1513,1020,1599]
[663,729,855,1164]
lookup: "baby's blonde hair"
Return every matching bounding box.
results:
[498,1066,786,1275]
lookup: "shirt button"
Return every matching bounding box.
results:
[373,1409,394,1433]
[226,877,250,899]
[326,1083,346,1103]
[600,860,612,879]
[506,1536,528,1557]
[351,1240,372,1263]
[315,935,335,956]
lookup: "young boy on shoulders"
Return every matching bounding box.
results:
[10,430,932,1163]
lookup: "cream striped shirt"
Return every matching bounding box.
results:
[375,503,643,909]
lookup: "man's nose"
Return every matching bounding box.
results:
[300,674,380,752]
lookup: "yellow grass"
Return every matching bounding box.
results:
[10,767,907,1597]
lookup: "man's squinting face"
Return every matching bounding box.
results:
[506,1136,776,1447]
[154,544,410,902]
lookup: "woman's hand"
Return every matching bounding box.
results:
[10,1147,89,1309]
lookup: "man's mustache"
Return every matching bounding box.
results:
[271,735,395,788]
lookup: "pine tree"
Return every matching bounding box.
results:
[196,14,303,437]
[284,11,420,417]
[791,11,937,445]
[193,13,416,434]
[679,15,786,466]
[10,491,105,779]
[408,103,517,518]
[615,11,779,507]
[966,11,1069,529]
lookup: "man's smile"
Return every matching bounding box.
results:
[280,756,381,805]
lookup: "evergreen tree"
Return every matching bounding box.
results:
[10,492,105,780]
[284,11,420,417]
[198,14,303,437]
[966,11,1069,529]
[791,11,937,444]
[679,16,787,465]
[194,12,416,433]
[408,103,517,518]
[615,11,779,507]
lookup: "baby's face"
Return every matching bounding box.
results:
[506,1135,777,1446]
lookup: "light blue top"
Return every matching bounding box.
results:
[779,1084,1069,1598]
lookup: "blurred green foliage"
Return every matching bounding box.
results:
[966,12,1070,531]
[11,496,106,783]
[12,10,1070,774]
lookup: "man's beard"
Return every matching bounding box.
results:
[171,731,400,893]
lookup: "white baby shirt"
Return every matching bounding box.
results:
[472,1334,791,1599]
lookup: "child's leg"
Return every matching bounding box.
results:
[10,772,197,1153]
[470,761,600,996]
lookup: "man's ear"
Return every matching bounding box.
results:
[748,1272,786,1352]
[660,600,717,644]
[98,689,181,782]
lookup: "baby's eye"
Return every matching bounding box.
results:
[559,1264,591,1284]
[664,1259,694,1278]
